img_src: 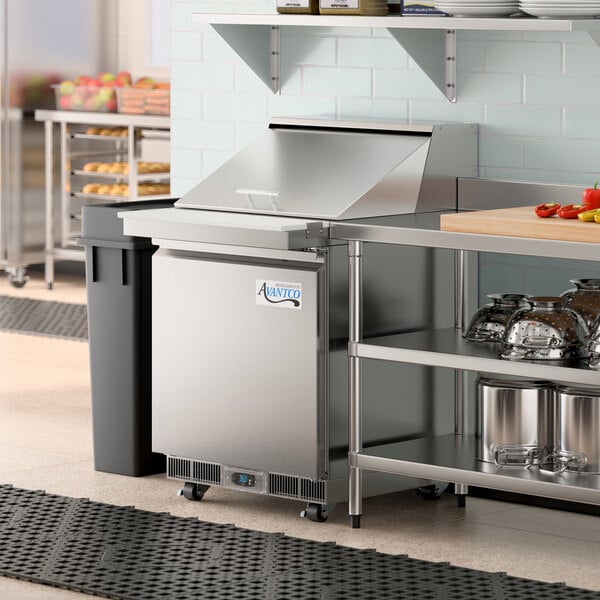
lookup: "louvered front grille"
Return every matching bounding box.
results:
[167,456,191,480]
[300,478,326,503]
[269,473,299,499]
[167,456,221,485]
[270,472,327,503]
[192,460,221,484]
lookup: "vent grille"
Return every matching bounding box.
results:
[167,456,190,480]
[269,473,299,499]
[193,460,221,485]
[301,478,326,503]
[167,456,221,485]
[270,473,326,503]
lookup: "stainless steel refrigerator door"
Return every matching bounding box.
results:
[152,248,327,479]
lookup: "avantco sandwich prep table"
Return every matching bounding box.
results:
[120,117,477,520]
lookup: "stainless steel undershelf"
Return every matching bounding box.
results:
[331,215,600,261]
[354,328,600,386]
[351,434,600,505]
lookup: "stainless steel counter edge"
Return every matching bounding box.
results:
[119,207,330,250]
[330,220,600,261]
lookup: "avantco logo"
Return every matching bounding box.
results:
[256,280,302,310]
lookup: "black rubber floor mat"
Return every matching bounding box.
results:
[0,296,87,341]
[0,486,598,600]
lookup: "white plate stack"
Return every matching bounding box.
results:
[434,0,519,17]
[519,0,600,18]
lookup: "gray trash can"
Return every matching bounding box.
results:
[79,199,174,476]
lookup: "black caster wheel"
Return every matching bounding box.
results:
[300,503,330,522]
[457,495,467,508]
[178,482,209,501]
[415,482,448,500]
[350,515,361,529]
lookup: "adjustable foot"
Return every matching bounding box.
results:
[350,515,361,529]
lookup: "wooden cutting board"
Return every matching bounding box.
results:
[440,206,600,244]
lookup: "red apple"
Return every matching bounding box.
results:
[116,71,132,86]
[105,99,117,112]
[134,76,155,89]
[58,95,73,110]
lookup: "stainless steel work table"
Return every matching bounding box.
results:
[330,210,600,528]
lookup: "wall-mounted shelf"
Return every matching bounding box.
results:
[192,12,600,102]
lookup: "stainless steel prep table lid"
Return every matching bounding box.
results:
[175,118,477,220]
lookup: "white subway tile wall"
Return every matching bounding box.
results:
[170,0,600,293]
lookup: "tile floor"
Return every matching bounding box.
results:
[1,268,600,598]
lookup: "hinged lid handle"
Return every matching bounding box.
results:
[236,188,280,211]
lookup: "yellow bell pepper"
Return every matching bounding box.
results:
[578,208,600,222]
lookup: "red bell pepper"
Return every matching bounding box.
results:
[582,183,600,209]
[534,202,560,218]
[557,204,587,219]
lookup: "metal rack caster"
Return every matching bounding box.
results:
[6,267,28,288]
[415,482,448,500]
[177,482,210,501]
[300,503,331,522]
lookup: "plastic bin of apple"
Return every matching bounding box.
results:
[53,71,166,113]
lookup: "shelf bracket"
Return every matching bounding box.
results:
[387,28,457,103]
[211,24,281,94]
[271,25,281,94]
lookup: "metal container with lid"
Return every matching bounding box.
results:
[319,0,389,15]
[501,296,589,361]
[476,376,556,467]
[277,0,319,13]
[551,385,600,474]
[560,278,600,330]
[464,293,530,343]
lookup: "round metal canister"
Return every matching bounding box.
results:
[476,377,557,466]
[557,386,600,474]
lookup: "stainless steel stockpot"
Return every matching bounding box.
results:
[476,376,557,467]
[553,385,600,474]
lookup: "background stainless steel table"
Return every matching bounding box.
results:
[34,110,170,289]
